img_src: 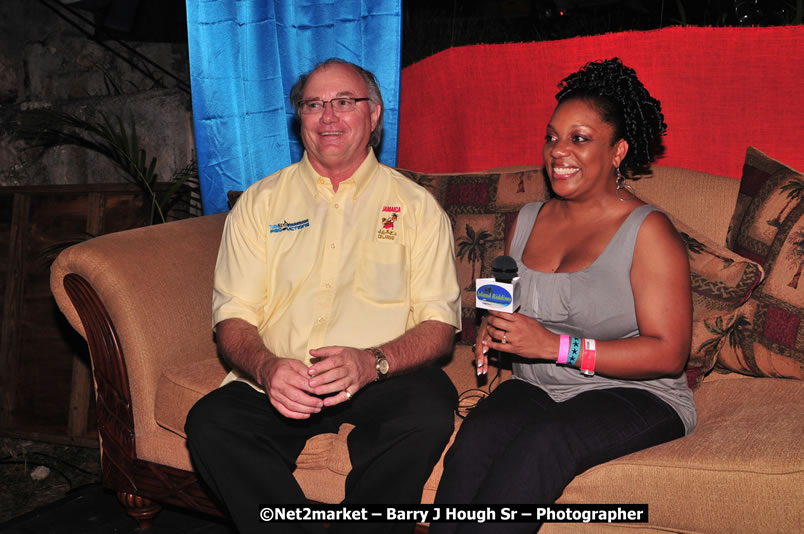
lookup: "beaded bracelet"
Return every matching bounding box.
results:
[557,335,570,364]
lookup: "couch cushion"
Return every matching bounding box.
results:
[669,216,765,388]
[155,358,229,437]
[551,377,803,534]
[720,147,804,378]
[396,166,551,344]
[635,165,741,246]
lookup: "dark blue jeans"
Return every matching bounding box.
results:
[186,366,457,534]
[431,378,685,534]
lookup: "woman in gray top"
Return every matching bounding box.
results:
[432,58,694,534]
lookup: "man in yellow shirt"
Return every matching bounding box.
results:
[185,58,461,534]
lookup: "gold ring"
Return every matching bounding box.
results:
[345,391,352,400]
[502,332,507,343]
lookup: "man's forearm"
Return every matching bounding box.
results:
[216,318,275,386]
[376,320,455,376]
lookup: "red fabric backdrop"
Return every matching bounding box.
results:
[397,26,804,177]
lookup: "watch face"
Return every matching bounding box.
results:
[377,358,390,375]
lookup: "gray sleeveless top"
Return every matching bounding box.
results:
[510,202,696,434]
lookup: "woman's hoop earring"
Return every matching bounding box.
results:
[615,167,635,202]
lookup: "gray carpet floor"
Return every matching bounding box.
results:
[0,437,235,533]
[0,437,101,523]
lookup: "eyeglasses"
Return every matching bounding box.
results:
[299,97,370,114]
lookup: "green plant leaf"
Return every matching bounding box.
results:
[12,107,201,225]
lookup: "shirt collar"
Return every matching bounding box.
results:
[300,149,379,200]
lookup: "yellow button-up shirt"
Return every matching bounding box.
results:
[213,150,461,387]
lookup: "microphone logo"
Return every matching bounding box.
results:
[476,284,513,307]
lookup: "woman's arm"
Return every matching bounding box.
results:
[597,211,691,377]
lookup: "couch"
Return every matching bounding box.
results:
[51,146,803,532]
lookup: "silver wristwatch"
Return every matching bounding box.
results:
[369,347,390,381]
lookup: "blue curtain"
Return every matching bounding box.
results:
[186,0,403,214]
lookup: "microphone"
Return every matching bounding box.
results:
[491,255,518,283]
[475,255,521,313]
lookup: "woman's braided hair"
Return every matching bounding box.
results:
[555,58,667,177]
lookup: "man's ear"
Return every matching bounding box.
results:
[370,103,382,131]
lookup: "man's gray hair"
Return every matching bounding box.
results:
[289,58,384,149]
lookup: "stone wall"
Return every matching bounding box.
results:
[0,0,194,188]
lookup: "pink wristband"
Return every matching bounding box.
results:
[580,338,597,377]
[557,335,570,364]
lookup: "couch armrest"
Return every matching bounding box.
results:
[50,213,228,457]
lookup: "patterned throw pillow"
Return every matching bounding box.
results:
[670,216,765,388]
[720,147,804,379]
[396,167,550,343]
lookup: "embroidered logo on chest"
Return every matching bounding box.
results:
[378,206,401,240]
[269,219,310,233]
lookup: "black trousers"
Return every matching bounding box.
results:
[185,366,457,534]
[430,379,685,534]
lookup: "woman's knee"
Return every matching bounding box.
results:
[451,383,533,444]
[441,405,511,469]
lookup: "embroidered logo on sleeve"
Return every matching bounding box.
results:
[269,219,310,233]
[378,206,400,240]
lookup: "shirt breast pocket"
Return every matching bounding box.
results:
[353,241,409,306]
